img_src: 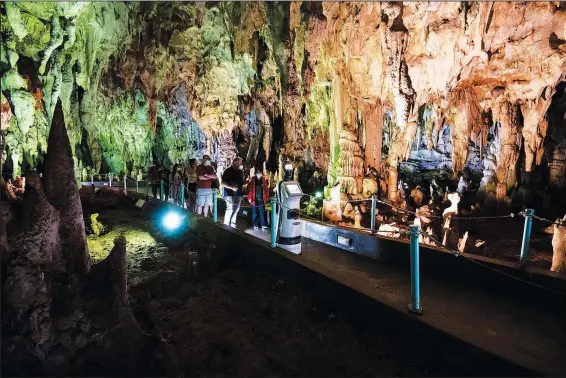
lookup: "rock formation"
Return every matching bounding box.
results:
[337,127,364,195]
[1,101,179,376]
[551,216,566,273]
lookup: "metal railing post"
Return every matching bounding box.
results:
[90,174,94,186]
[408,225,423,315]
[123,175,127,190]
[520,209,535,266]
[136,176,139,193]
[160,180,164,201]
[181,183,185,208]
[370,195,377,233]
[271,197,277,248]
[109,173,112,187]
[212,189,218,222]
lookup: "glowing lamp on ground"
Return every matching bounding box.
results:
[315,191,323,199]
[162,211,184,231]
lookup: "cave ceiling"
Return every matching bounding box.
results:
[1,1,565,199]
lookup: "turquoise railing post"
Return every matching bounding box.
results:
[271,197,277,248]
[212,189,218,222]
[520,209,535,267]
[160,180,164,201]
[180,183,185,208]
[408,225,423,315]
[370,195,377,233]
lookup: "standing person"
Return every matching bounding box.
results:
[148,163,161,199]
[171,164,184,206]
[222,157,244,227]
[185,158,198,211]
[195,155,216,217]
[248,167,269,230]
[160,165,171,202]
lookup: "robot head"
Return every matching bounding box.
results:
[283,161,293,181]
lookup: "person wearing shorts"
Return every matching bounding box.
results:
[195,155,216,217]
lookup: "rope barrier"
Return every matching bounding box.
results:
[145,183,563,296]
[419,230,566,296]
[522,212,566,228]
[376,198,517,221]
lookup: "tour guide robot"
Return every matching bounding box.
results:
[274,161,303,254]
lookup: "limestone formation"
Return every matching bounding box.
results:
[337,128,364,195]
[1,105,179,376]
[550,216,566,273]
[42,100,90,276]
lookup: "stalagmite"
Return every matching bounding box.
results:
[550,216,566,273]
[458,231,469,253]
[337,128,364,194]
[492,100,521,200]
[42,100,90,276]
[378,223,400,238]
[443,192,460,217]
[2,110,179,376]
[322,183,343,222]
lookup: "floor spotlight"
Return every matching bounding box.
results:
[162,211,184,231]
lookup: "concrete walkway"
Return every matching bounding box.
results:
[224,214,565,377]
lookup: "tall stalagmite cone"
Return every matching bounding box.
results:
[42,100,90,276]
[2,170,62,374]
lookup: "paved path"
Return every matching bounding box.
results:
[224,208,566,377]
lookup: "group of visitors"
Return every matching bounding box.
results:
[147,156,270,230]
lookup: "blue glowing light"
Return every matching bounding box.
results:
[162,211,184,230]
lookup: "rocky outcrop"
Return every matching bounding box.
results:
[1,103,179,376]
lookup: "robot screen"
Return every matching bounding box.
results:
[285,184,302,195]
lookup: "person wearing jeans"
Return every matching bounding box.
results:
[247,167,269,230]
[222,157,244,227]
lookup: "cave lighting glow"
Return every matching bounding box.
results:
[315,191,323,199]
[162,211,184,231]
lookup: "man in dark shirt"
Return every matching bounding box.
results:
[195,155,217,217]
[148,163,161,199]
[247,167,269,230]
[221,157,244,227]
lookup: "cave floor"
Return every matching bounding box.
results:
[81,192,427,376]
[81,188,565,376]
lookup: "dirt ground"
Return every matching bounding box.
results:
[81,190,437,376]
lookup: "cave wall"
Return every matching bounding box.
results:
[1,2,565,200]
[289,1,566,199]
[1,1,286,177]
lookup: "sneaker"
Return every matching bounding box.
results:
[261,225,269,230]
[253,225,260,230]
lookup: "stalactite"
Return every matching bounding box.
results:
[381,3,416,201]
[492,99,522,199]
[521,97,552,173]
